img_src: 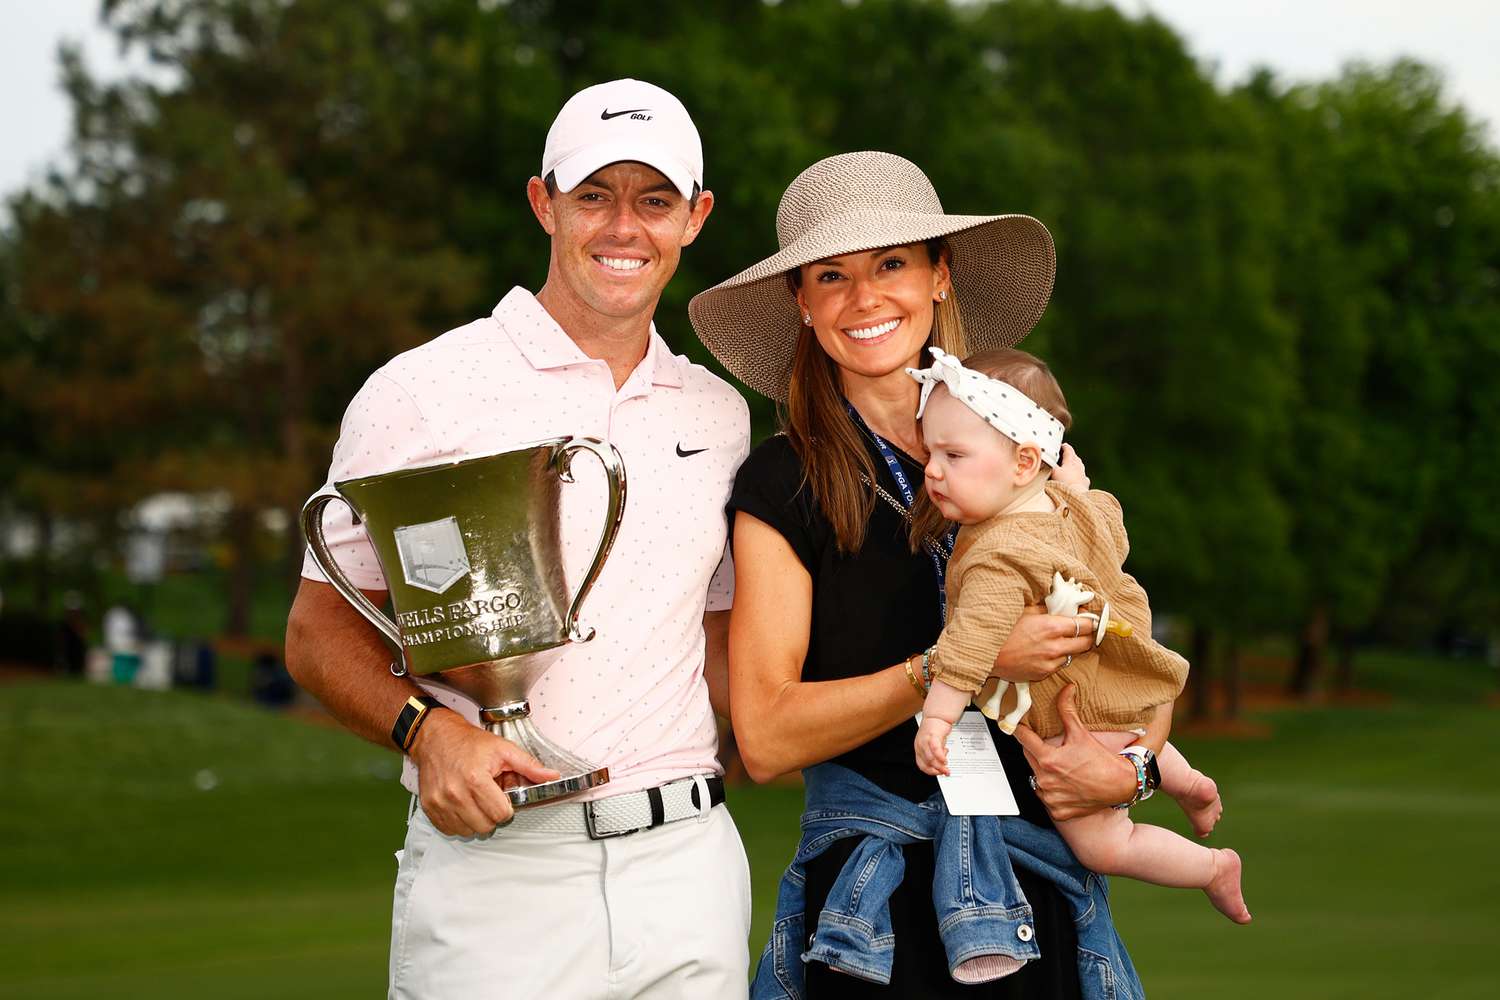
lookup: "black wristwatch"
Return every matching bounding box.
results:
[391,695,446,753]
[1141,747,1161,794]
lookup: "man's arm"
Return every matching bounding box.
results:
[284,578,415,746]
[285,578,558,835]
[703,609,730,719]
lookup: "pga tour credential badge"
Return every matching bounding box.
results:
[394,516,470,594]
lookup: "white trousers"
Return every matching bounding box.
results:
[389,800,751,999]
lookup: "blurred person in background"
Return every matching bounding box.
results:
[691,152,1144,998]
[57,592,88,676]
[286,79,752,998]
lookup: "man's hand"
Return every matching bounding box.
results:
[1012,685,1137,821]
[409,711,561,837]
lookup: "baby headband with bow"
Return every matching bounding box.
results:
[906,347,1065,467]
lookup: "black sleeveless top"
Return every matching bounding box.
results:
[729,433,1084,998]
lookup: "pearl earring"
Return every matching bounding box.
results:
[803,312,812,324]
[939,290,948,301]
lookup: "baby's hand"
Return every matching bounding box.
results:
[915,716,954,776]
[1054,443,1090,491]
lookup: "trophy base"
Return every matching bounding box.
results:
[483,705,609,810]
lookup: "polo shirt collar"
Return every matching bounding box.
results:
[493,287,589,371]
[493,287,685,389]
[642,329,685,389]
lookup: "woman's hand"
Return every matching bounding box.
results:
[991,606,1097,683]
[1013,685,1138,821]
[1052,443,1090,492]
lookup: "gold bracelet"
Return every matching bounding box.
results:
[903,655,928,698]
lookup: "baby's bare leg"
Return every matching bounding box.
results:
[1159,741,1222,838]
[1049,733,1251,923]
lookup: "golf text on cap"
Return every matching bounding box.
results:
[601,108,652,120]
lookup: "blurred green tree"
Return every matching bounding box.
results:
[8,1,489,632]
[1246,60,1500,695]
[963,0,1299,717]
[1,0,1494,677]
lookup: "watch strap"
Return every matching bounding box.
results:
[391,695,445,753]
[1116,745,1157,807]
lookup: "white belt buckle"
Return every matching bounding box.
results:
[584,799,640,840]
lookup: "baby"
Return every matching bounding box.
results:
[908,346,1250,925]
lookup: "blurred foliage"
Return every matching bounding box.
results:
[1,0,1497,697]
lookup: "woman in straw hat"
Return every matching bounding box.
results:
[690,152,1144,998]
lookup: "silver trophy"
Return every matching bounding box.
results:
[302,436,626,808]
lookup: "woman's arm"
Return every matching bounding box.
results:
[729,514,923,782]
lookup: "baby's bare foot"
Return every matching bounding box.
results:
[1178,771,1222,838]
[1204,848,1251,924]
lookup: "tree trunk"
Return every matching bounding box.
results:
[1188,623,1213,721]
[225,506,255,637]
[1223,640,1242,720]
[1334,632,1356,692]
[280,314,312,589]
[283,503,306,591]
[282,314,307,561]
[1288,605,1329,699]
[34,511,55,614]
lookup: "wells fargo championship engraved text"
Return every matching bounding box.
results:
[397,590,529,646]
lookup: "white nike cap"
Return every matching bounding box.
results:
[542,78,703,200]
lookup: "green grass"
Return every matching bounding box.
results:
[2,683,404,998]
[1110,701,1499,998]
[2,664,1497,998]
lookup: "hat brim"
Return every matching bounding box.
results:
[688,210,1056,402]
[549,139,699,199]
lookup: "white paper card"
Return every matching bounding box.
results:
[929,710,1020,816]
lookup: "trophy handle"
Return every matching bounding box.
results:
[301,491,405,656]
[556,437,628,643]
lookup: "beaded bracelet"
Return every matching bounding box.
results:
[920,645,936,688]
[1113,749,1149,809]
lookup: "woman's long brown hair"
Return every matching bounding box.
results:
[782,239,969,555]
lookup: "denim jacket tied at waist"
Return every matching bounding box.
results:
[750,763,1142,1000]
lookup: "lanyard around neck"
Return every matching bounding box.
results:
[844,401,958,623]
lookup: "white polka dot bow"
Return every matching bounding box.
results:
[906,346,1065,467]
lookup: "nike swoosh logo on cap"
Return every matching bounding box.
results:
[600,108,650,120]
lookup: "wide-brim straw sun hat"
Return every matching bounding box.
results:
[688,151,1056,402]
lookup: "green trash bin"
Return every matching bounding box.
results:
[111,651,140,684]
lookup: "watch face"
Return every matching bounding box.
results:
[1144,753,1162,790]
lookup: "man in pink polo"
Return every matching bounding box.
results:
[286,79,752,997]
